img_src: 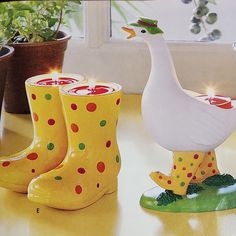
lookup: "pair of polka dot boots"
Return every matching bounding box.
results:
[0,76,122,210]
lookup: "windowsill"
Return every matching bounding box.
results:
[63,38,236,98]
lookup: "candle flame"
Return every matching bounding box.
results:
[207,88,215,98]
[51,71,59,81]
[88,79,96,90]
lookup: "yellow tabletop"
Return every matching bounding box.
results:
[1,95,236,236]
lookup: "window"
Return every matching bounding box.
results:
[111,0,236,43]
[61,1,84,38]
[64,1,236,98]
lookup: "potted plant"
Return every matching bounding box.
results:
[181,0,221,41]
[0,45,14,116]
[0,0,81,114]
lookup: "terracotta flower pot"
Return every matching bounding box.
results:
[4,31,71,114]
[0,46,14,116]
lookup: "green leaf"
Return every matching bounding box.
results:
[12,3,35,12]
[41,29,56,41]
[48,18,58,28]
[203,174,236,187]
[187,184,204,195]
[69,0,81,4]
[156,190,183,206]
[208,0,217,4]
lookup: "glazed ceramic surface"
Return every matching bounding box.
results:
[0,73,83,193]
[28,81,122,210]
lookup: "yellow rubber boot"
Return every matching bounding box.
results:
[0,74,82,193]
[150,151,204,195]
[191,150,220,183]
[28,82,122,210]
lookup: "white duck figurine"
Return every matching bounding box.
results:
[122,17,236,195]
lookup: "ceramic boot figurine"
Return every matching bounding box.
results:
[0,74,82,193]
[191,150,220,183]
[150,150,220,195]
[150,151,205,195]
[28,81,122,210]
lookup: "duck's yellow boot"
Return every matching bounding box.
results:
[28,83,122,210]
[191,150,220,183]
[0,76,73,193]
[150,151,204,195]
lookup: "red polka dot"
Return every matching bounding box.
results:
[208,151,211,155]
[167,180,172,184]
[31,169,35,173]
[193,176,197,180]
[27,153,38,160]
[173,165,177,169]
[212,169,216,174]
[86,103,97,112]
[71,123,79,133]
[33,112,38,122]
[2,161,10,167]
[116,98,121,105]
[32,94,36,100]
[97,162,105,173]
[182,167,186,171]
[187,173,192,178]
[159,176,163,179]
[71,103,77,110]
[75,185,82,194]
[106,140,111,148]
[208,163,213,168]
[48,119,55,126]
[194,154,199,159]
[97,183,100,188]
[77,168,86,174]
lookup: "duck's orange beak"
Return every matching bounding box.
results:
[122,27,136,39]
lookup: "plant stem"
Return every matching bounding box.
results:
[53,2,64,39]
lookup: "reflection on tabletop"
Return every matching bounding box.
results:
[0,189,120,236]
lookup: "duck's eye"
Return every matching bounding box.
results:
[141,29,146,33]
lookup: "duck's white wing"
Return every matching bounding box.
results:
[183,97,236,148]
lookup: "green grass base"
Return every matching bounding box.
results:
[140,183,236,212]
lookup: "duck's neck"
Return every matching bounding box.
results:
[146,35,182,90]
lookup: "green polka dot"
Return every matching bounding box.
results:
[178,157,183,162]
[47,143,54,150]
[176,175,180,178]
[116,155,120,163]
[100,120,107,127]
[201,171,205,175]
[54,176,62,180]
[45,94,52,100]
[190,163,194,166]
[79,143,85,150]
[180,182,185,187]
[212,157,215,161]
